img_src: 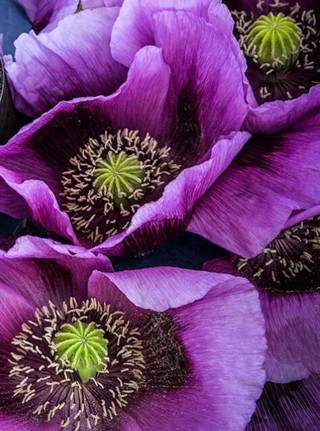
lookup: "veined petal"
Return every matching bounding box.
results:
[5,8,127,117]
[246,373,320,431]
[92,267,266,431]
[189,107,320,257]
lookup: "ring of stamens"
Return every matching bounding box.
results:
[8,297,188,431]
[232,2,320,101]
[61,129,181,244]
[9,298,145,430]
[236,216,320,293]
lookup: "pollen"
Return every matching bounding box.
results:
[61,129,180,244]
[236,216,320,293]
[9,298,145,430]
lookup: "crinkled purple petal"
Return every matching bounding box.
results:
[0,281,34,343]
[188,107,320,257]
[260,290,320,383]
[111,0,217,67]
[203,255,238,275]
[204,255,320,382]
[82,0,124,8]
[5,8,127,117]
[245,85,320,134]
[284,205,320,229]
[90,266,235,311]
[94,267,266,431]
[0,167,29,218]
[246,373,320,431]
[151,10,251,144]
[15,0,78,32]
[0,236,111,309]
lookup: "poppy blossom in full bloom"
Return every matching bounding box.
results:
[0,236,265,431]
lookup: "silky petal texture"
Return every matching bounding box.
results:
[111,3,253,125]
[0,167,29,218]
[0,236,111,309]
[284,205,320,229]
[151,11,250,143]
[111,0,218,66]
[260,291,320,383]
[204,256,320,382]
[15,0,78,32]
[0,281,34,343]
[5,8,127,117]
[82,0,124,8]
[246,373,320,431]
[0,414,59,431]
[188,107,320,258]
[0,40,249,253]
[245,85,320,134]
[90,266,235,311]
[111,1,256,108]
[89,267,266,431]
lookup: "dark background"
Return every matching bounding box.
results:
[0,0,225,270]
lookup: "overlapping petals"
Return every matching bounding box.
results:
[0,236,266,431]
[204,206,320,383]
[5,7,127,117]
[15,0,79,32]
[189,105,320,257]
[0,12,251,255]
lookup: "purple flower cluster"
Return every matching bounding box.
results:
[0,0,319,429]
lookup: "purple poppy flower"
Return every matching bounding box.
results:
[246,373,320,431]
[106,0,320,257]
[4,6,127,117]
[0,235,266,430]
[223,0,320,104]
[0,9,251,255]
[204,206,320,383]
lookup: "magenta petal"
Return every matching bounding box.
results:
[0,236,111,309]
[92,267,235,311]
[5,8,127,117]
[246,85,320,134]
[246,373,320,431]
[0,282,34,343]
[0,167,29,218]
[189,109,320,257]
[111,0,217,67]
[82,0,124,8]
[16,0,78,31]
[260,290,320,383]
[204,254,320,383]
[99,267,266,430]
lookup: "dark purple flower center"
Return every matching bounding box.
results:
[7,298,187,430]
[232,1,320,103]
[61,129,181,244]
[236,215,320,293]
